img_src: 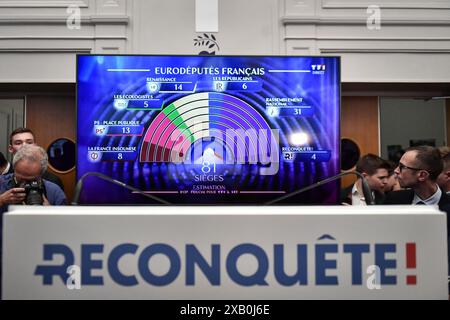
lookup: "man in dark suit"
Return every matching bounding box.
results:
[383,145,450,293]
[384,146,450,208]
[340,153,390,205]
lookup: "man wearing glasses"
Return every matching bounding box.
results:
[384,145,450,294]
[384,145,450,207]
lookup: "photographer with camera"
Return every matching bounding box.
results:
[6,127,65,191]
[0,144,66,297]
[0,144,66,213]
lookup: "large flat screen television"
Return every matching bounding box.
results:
[77,55,340,204]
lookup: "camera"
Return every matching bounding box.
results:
[22,180,46,205]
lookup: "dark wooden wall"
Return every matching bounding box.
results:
[341,96,380,187]
[26,94,76,202]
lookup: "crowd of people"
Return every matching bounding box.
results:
[2,127,449,211]
[341,146,450,209]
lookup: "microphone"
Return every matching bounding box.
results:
[71,172,172,205]
[265,171,375,205]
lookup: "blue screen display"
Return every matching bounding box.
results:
[77,55,340,204]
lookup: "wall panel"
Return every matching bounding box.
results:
[341,96,379,187]
[26,94,76,202]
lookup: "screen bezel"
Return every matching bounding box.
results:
[75,54,342,206]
